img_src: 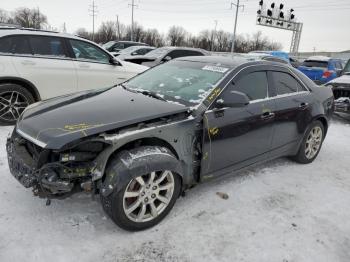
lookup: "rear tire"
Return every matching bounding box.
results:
[0,83,34,125]
[292,120,325,164]
[100,147,182,231]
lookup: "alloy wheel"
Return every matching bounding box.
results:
[305,126,323,159]
[0,91,29,122]
[122,171,175,223]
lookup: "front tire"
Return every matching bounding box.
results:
[101,147,182,231]
[0,83,34,125]
[293,120,325,164]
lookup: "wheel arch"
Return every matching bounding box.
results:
[0,77,41,102]
[100,138,184,197]
[97,136,184,194]
[314,115,329,136]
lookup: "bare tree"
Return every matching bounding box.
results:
[97,21,117,43]
[167,26,187,46]
[12,7,47,29]
[0,9,11,23]
[76,28,91,39]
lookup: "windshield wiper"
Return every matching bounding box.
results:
[139,90,167,101]
[121,84,167,101]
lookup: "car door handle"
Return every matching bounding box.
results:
[21,60,36,66]
[299,102,309,110]
[261,111,275,120]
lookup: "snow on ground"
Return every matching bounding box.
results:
[1,117,350,262]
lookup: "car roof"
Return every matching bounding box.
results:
[0,27,87,41]
[175,55,286,69]
[161,46,209,54]
[306,56,331,62]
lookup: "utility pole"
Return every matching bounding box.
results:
[116,15,121,40]
[89,0,98,41]
[230,0,244,53]
[211,20,218,51]
[129,0,138,41]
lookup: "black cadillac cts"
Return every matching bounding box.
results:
[7,56,334,231]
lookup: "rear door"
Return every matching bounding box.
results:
[269,68,313,154]
[201,67,276,176]
[68,39,128,91]
[11,35,77,99]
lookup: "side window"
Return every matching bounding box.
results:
[70,40,110,64]
[271,71,306,95]
[0,37,12,54]
[335,61,343,70]
[224,71,268,101]
[9,36,32,55]
[28,36,66,57]
[167,50,186,59]
[186,50,204,56]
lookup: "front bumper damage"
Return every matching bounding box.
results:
[6,131,100,198]
[334,97,350,114]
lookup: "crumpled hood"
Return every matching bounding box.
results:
[17,87,189,150]
[328,74,350,85]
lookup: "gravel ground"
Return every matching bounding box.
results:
[0,117,350,262]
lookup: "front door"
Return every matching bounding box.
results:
[68,39,127,91]
[201,68,276,177]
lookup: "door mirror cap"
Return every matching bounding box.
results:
[215,91,250,108]
[163,56,172,62]
[131,51,138,56]
[110,57,122,66]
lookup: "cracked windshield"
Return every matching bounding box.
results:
[125,60,228,105]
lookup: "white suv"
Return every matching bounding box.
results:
[0,27,148,125]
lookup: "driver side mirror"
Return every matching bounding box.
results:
[163,56,172,62]
[110,57,122,66]
[215,91,250,108]
[131,51,138,56]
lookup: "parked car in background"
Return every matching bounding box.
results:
[298,56,343,85]
[241,53,290,65]
[7,56,334,231]
[0,27,148,125]
[249,50,290,62]
[123,47,209,67]
[325,59,350,114]
[113,46,155,59]
[102,41,149,53]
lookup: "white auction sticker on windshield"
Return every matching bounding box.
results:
[202,65,229,73]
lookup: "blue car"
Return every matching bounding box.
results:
[298,56,343,85]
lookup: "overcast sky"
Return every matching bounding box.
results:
[2,0,349,52]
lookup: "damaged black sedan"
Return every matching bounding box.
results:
[7,56,334,231]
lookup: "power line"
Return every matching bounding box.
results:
[89,0,98,41]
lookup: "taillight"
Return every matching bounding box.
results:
[322,70,334,79]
